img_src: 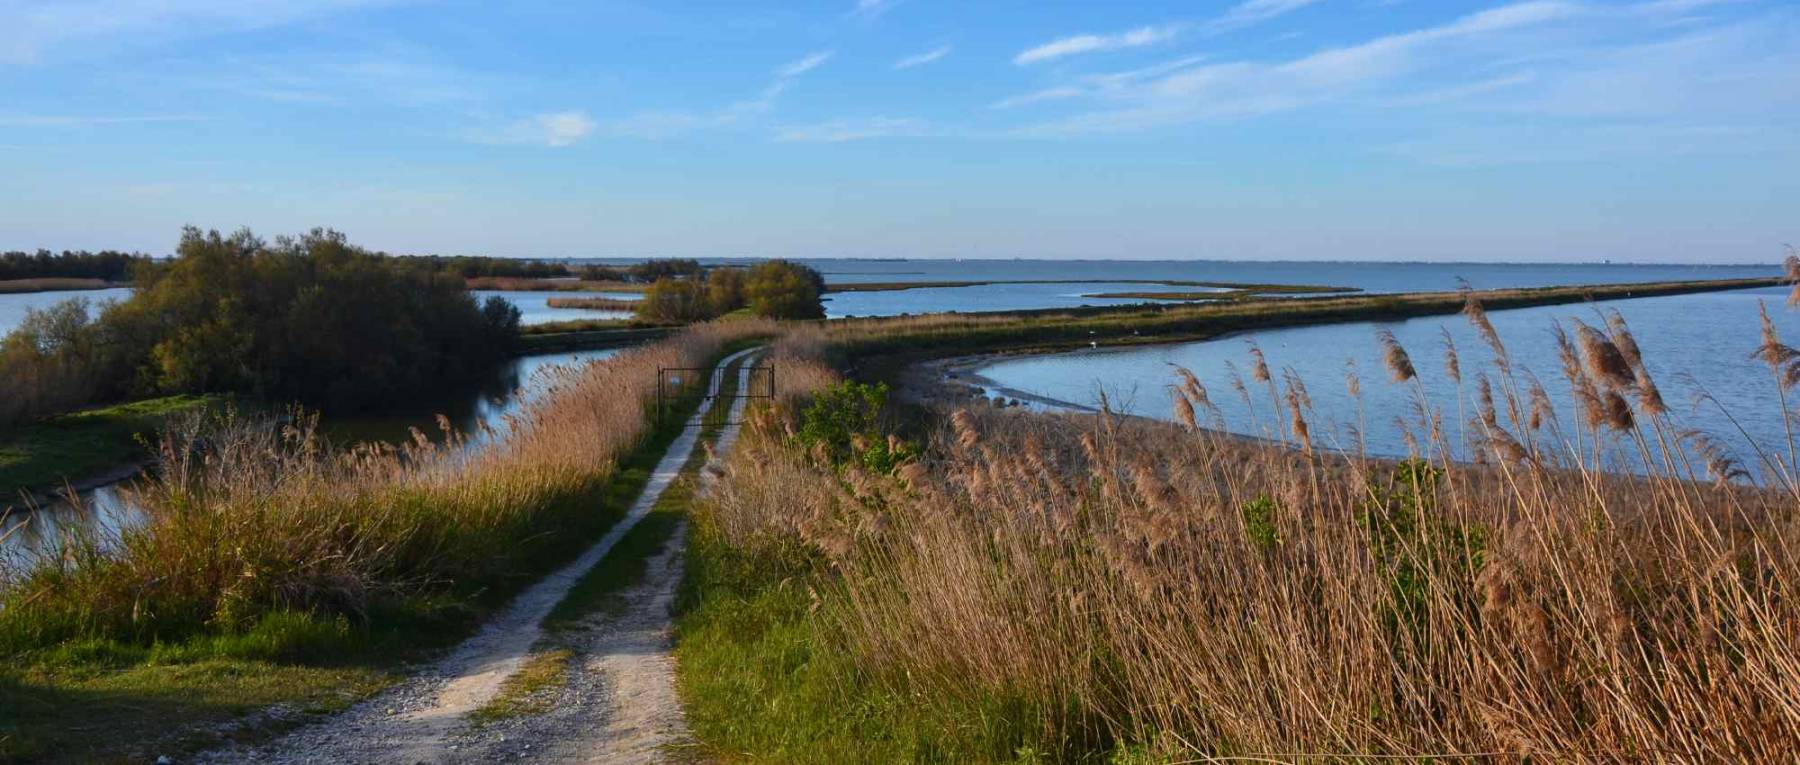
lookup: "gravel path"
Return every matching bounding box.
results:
[200,347,762,765]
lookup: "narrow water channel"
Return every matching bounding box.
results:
[0,347,621,565]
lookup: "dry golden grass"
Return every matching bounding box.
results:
[0,319,777,651]
[696,298,1800,761]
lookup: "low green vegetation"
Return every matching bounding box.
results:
[0,395,223,501]
[467,647,575,725]
[0,278,123,294]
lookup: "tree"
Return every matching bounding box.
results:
[743,260,825,319]
[637,277,712,323]
[706,267,747,315]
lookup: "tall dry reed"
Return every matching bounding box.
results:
[0,319,776,650]
[701,304,1800,761]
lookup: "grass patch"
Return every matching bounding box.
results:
[0,395,224,501]
[467,647,575,725]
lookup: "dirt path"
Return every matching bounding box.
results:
[201,346,761,765]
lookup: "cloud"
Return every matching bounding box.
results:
[1000,0,1798,154]
[1006,2,1587,132]
[775,117,930,143]
[0,0,404,64]
[778,50,833,78]
[1014,25,1181,66]
[893,45,951,70]
[853,0,901,19]
[609,48,836,139]
[1206,0,1326,33]
[480,111,594,147]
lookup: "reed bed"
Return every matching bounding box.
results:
[545,295,641,311]
[689,296,1800,762]
[0,319,775,654]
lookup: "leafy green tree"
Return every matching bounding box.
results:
[637,277,713,323]
[706,267,747,315]
[743,260,825,319]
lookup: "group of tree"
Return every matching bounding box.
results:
[635,260,825,323]
[0,227,521,427]
[0,250,152,282]
[404,254,573,280]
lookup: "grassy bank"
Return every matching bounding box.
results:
[826,276,1785,364]
[822,278,1357,294]
[674,289,1800,762]
[0,396,223,506]
[0,322,774,763]
[0,279,125,294]
[466,276,646,293]
[544,295,641,311]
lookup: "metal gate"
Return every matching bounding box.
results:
[655,364,774,426]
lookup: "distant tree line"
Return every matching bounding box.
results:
[636,260,825,323]
[0,227,521,427]
[0,250,152,282]
[401,255,573,280]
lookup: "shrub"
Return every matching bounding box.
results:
[637,277,713,323]
[744,260,825,319]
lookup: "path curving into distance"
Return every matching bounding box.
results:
[202,345,763,765]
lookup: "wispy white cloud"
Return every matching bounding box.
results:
[778,50,833,78]
[1206,0,1326,34]
[1002,0,1797,154]
[775,117,930,143]
[479,111,595,147]
[852,0,902,20]
[609,48,835,139]
[1014,25,1181,65]
[893,45,951,70]
[0,0,405,64]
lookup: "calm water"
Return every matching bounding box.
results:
[0,288,132,334]
[979,285,1800,478]
[470,290,637,325]
[1,347,619,563]
[808,260,1776,318]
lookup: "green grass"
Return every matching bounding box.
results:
[467,647,575,725]
[673,518,1075,764]
[0,395,224,501]
[0,348,756,764]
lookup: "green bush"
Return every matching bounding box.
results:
[797,381,915,473]
[0,227,522,418]
[744,260,825,320]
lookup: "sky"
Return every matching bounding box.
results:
[1,0,1795,262]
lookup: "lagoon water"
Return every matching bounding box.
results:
[978,285,1799,479]
[470,290,637,325]
[806,259,1775,317]
[0,287,132,335]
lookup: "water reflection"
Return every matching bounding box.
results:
[978,287,1800,481]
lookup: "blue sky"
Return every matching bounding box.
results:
[1,0,1795,262]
